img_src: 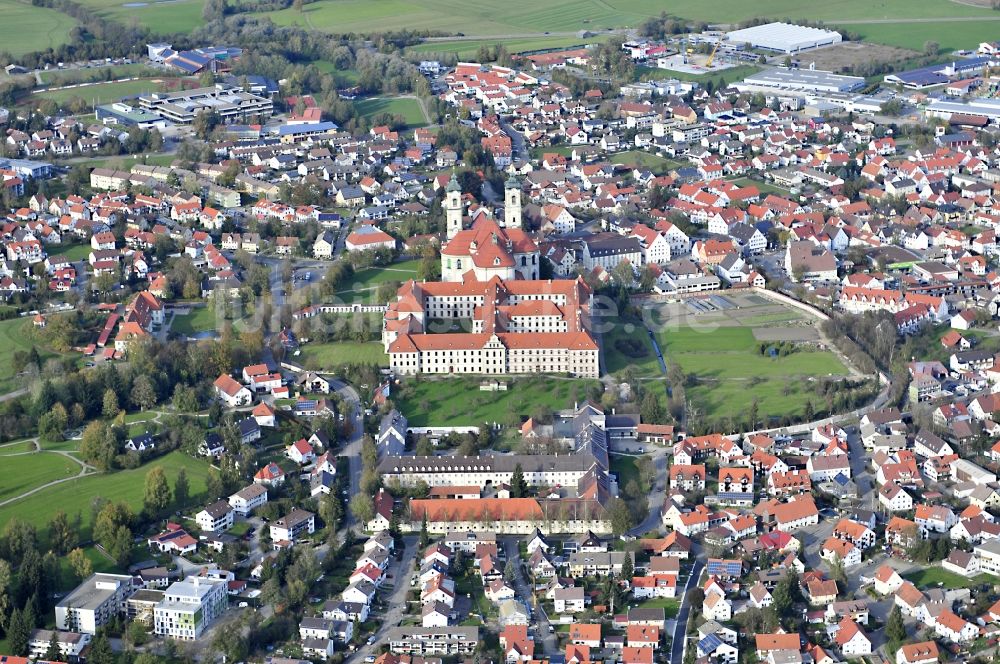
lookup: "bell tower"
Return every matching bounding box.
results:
[504,175,522,229]
[445,176,463,240]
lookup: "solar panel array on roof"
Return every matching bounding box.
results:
[706,560,742,576]
[718,491,754,502]
[697,633,723,654]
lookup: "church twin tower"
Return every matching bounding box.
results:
[445,175,522,240]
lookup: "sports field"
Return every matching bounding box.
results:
[32,79,164,107]
[353,97,428,127]
[0,0,76,56]
[649,293,849,422]
[0,451,211,543]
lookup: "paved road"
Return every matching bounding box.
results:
[330,378,364,529]
[670,559,703,664]
[504,537,558,655]
[346,537,417,664]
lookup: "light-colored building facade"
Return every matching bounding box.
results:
[55,573,136,634]
[153,577,228,640]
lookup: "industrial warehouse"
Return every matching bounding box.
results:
[725,22,843,54]
[733,68,866,94]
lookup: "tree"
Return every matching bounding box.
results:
[771,572,796,618]
[48,511,76,555]
[68,548,92,581]
[7,607,30,655]
[504,559,517,583]
[886,606,906,651]
[621,551,634,581]
[44,630,61,661]
[174,467,190,508]
[419,514,429,550]
[510,463,528,498]
[131,375,157,411]
[0,559,11,628]
[923,40,939,56]
[349,493,374,525]
[607,497,633,537]
[87,634,114,664]
[102,389,119,418]
[143,467,172,516]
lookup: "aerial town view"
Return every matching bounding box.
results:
[7,1,1000,664]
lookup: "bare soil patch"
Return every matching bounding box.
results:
[796,41,919,74]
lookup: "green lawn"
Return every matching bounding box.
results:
[352,97,428,127]
[0,317,64,394]
[661,331,846,380]
[610,151,684,175]
[297,341,389,369]
[603,323,662,377]
[171,307,219,336]
[336,259,422,303]
[54,242,94,262]
[904,567,999,590]
[636,597,680,617]
[654,323,848,421]
[0,441,36,456]
[394,375,600,427]
[611,454,639,490]
[38,64,161,86]
[0,451,211,544]
[82,153,177,171]
[0,453,80,502]
[32,79,165,108]
[729,177,793,196]
[0,0,76,56]
[637,64,762,86]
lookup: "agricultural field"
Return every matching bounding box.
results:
[0,451,211,544]
[648,293,849,423]
[394,375,600,427]
[297,341,389,369]
[0,0,76,56]
[407,35,601,59]
[72,0,205,35]
[352,97,428,127]
[31,78,165,108]
[834,20,1000,52]
[259,0,994,39]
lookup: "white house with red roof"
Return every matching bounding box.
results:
[287,438,316,464]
